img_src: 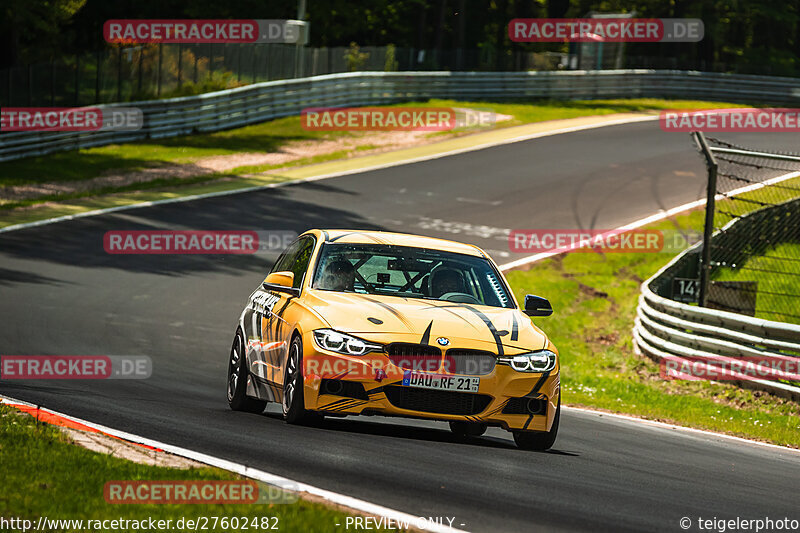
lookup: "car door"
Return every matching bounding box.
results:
[244,236,315,389]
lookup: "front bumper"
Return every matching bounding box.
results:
[301,339,560,432]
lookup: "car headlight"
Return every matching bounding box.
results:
[507,350,557,372]
[313,329,382,356]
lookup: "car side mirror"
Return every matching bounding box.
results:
[263,271,299,296]
[523,294,553,317]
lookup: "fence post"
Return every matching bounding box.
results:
[693,130,718,307]
[74,55,80,105]
[117,47,122,102]
[51,60,56,106]
[209,44,215,81]
[137,47,143,94]
[95,51,101,103]
[237,44,242,83]
[178,43,183,88]
[157,44,163,97]
[27,64,32,106]
[252,46,258,83]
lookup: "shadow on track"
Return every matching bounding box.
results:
[254,409,581,456]
[0,183,385,281]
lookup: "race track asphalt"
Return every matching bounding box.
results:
[1,121,799,532]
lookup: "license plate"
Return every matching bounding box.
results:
[402,371,479,393]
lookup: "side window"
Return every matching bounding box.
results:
[289,237,315,288]
[271,240,303,274]
[270,236,315,289]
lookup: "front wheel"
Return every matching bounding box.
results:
[282,335,318,425]
[227,330,268,413]
[513,394,560,451]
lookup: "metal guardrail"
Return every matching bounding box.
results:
[634,239,800,401]
[4,69,800,161]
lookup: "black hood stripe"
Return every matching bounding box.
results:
[420,321,433,345]
[359,295,415,331]
[420,304,482,332]
[429,303,505,356]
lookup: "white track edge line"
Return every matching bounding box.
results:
[498,168,800,455]
[0,394,468,533]
[3,118,795,488]
[0,115,657,235]
[561,405,800,455]
[498,170,800,271]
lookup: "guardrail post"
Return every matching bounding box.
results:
[693,131,718,307]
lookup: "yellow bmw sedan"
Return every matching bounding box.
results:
[227,229,560,450]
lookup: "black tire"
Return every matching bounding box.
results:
[227,329,268,413]
[282,335,318,425]
[449,421,488,438]
[513,394,560,451]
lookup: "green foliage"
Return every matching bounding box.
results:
[384,44,399,72]
[344,42,369,72]
[505,201,800,447]
[5,1,800,79]
[0,98,743,189]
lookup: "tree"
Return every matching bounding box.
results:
[0,0,87,68]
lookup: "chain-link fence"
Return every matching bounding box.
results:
[648,133,800,325]
[0,44,580,108]
[0,43,376,107]
[695,134,800,324]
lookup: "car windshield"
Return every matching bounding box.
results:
[311,243,514,308]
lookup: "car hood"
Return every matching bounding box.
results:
[304,290,548,355]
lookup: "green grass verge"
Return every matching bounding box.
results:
[0,174,296,229]
[0,98,745,188]
[714,242,800,325]
[505,178,800,448]
[0,115,353,187]
[0,405,390,533]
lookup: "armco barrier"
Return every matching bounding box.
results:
[634,240,800,401]
[4,69,800,161]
